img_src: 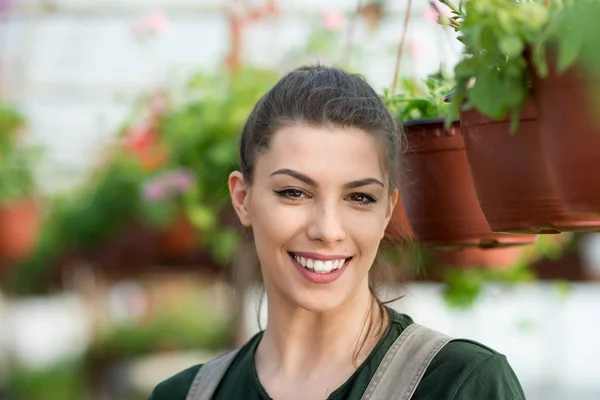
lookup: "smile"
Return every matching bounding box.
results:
[288,252,351,274]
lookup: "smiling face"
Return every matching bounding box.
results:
[229,124,398,313]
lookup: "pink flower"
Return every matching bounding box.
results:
[142,168,195,202]
[322,11,345,31]
[143,180,167,202]
[132,10,169,36]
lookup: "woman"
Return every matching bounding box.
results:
[149,66,526,399]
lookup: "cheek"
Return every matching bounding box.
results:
[248,192,302,251]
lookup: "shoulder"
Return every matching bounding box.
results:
[148,364,202,400]
[425,339,526,399]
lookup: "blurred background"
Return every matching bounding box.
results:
[0,0,599,399]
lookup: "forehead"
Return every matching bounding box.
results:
[257,124,385,182]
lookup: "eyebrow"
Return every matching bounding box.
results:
[269,168,384,189]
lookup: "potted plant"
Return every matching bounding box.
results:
[384,72,535,248]
[443,0,600,217]
[440,0,600,232]
[0,106,41,275]
[532,1,600,215]
[155,67,279,262]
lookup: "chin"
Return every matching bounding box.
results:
[292,287,351,314]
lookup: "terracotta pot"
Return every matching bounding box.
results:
[435,246,525,271]
[157,214,199,258]
[401,119,535,249]
[460,100,600,233]
[534,61,600,215]
[0,199,41,267]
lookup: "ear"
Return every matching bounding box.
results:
[228,171,252,228]
[382,189,399,235]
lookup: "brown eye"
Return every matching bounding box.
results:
[274,189,308,201]
[347,193,377,204]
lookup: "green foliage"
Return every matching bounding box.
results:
[7,360,86,400]
[89,293,232,359]
[383,71,455,122]
[0,105,37,205]
[442,263,535,309]
[440,233,573,309]
[445,0,600,131]
[3,154,150,294]
[446,0,548,131]
[159,67,279,262]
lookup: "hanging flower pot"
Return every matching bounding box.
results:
[533,62,600,216]
[401,119,535,249]
[0,199,41,268]
[460,99,600,234]
[157,213,199,258]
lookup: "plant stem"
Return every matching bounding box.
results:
[342,0,364,69]
[390,0,413,96]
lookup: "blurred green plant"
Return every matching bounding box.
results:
[155,66,279,262]
[383,70,455,121]
[6,359,86,400]
[443,0,600,131]
[0,105,37,205]
[440,234,572,309]
[88,296,231,360]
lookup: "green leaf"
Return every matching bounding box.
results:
[499,36,524,59]
[557,29,583,73]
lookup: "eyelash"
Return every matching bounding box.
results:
[274,189,377,205]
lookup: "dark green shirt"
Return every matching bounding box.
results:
[149,309,525,399]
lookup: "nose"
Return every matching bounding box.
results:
[306,199,346,244]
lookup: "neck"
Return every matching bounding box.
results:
[255,285,388,380]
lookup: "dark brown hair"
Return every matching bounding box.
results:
[241,65,407,362]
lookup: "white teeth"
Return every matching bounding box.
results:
[314,260,324,272]
[293,254,348,274]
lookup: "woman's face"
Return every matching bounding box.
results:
[229,124,397,313]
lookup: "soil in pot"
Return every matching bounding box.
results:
[400,119,536,249]
[460,100,600,233]
[534,60,600,215]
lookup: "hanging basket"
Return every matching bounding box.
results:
[534,59,600,215]
[400,119,535,249]
[460,100,600,233]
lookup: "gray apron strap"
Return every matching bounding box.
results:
[187,323,451,400]
[185,349,239,400]
[361,323,453,400]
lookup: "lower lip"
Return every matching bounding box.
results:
[291,255,349,284]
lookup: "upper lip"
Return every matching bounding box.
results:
[289,251,351,261]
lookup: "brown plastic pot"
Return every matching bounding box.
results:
[534,60,600,215]
[460,100,600,233]
[157,214,199,258]
[0,199,41,270]
[401,119,535,249]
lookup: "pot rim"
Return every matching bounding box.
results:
[401,117,460,128]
